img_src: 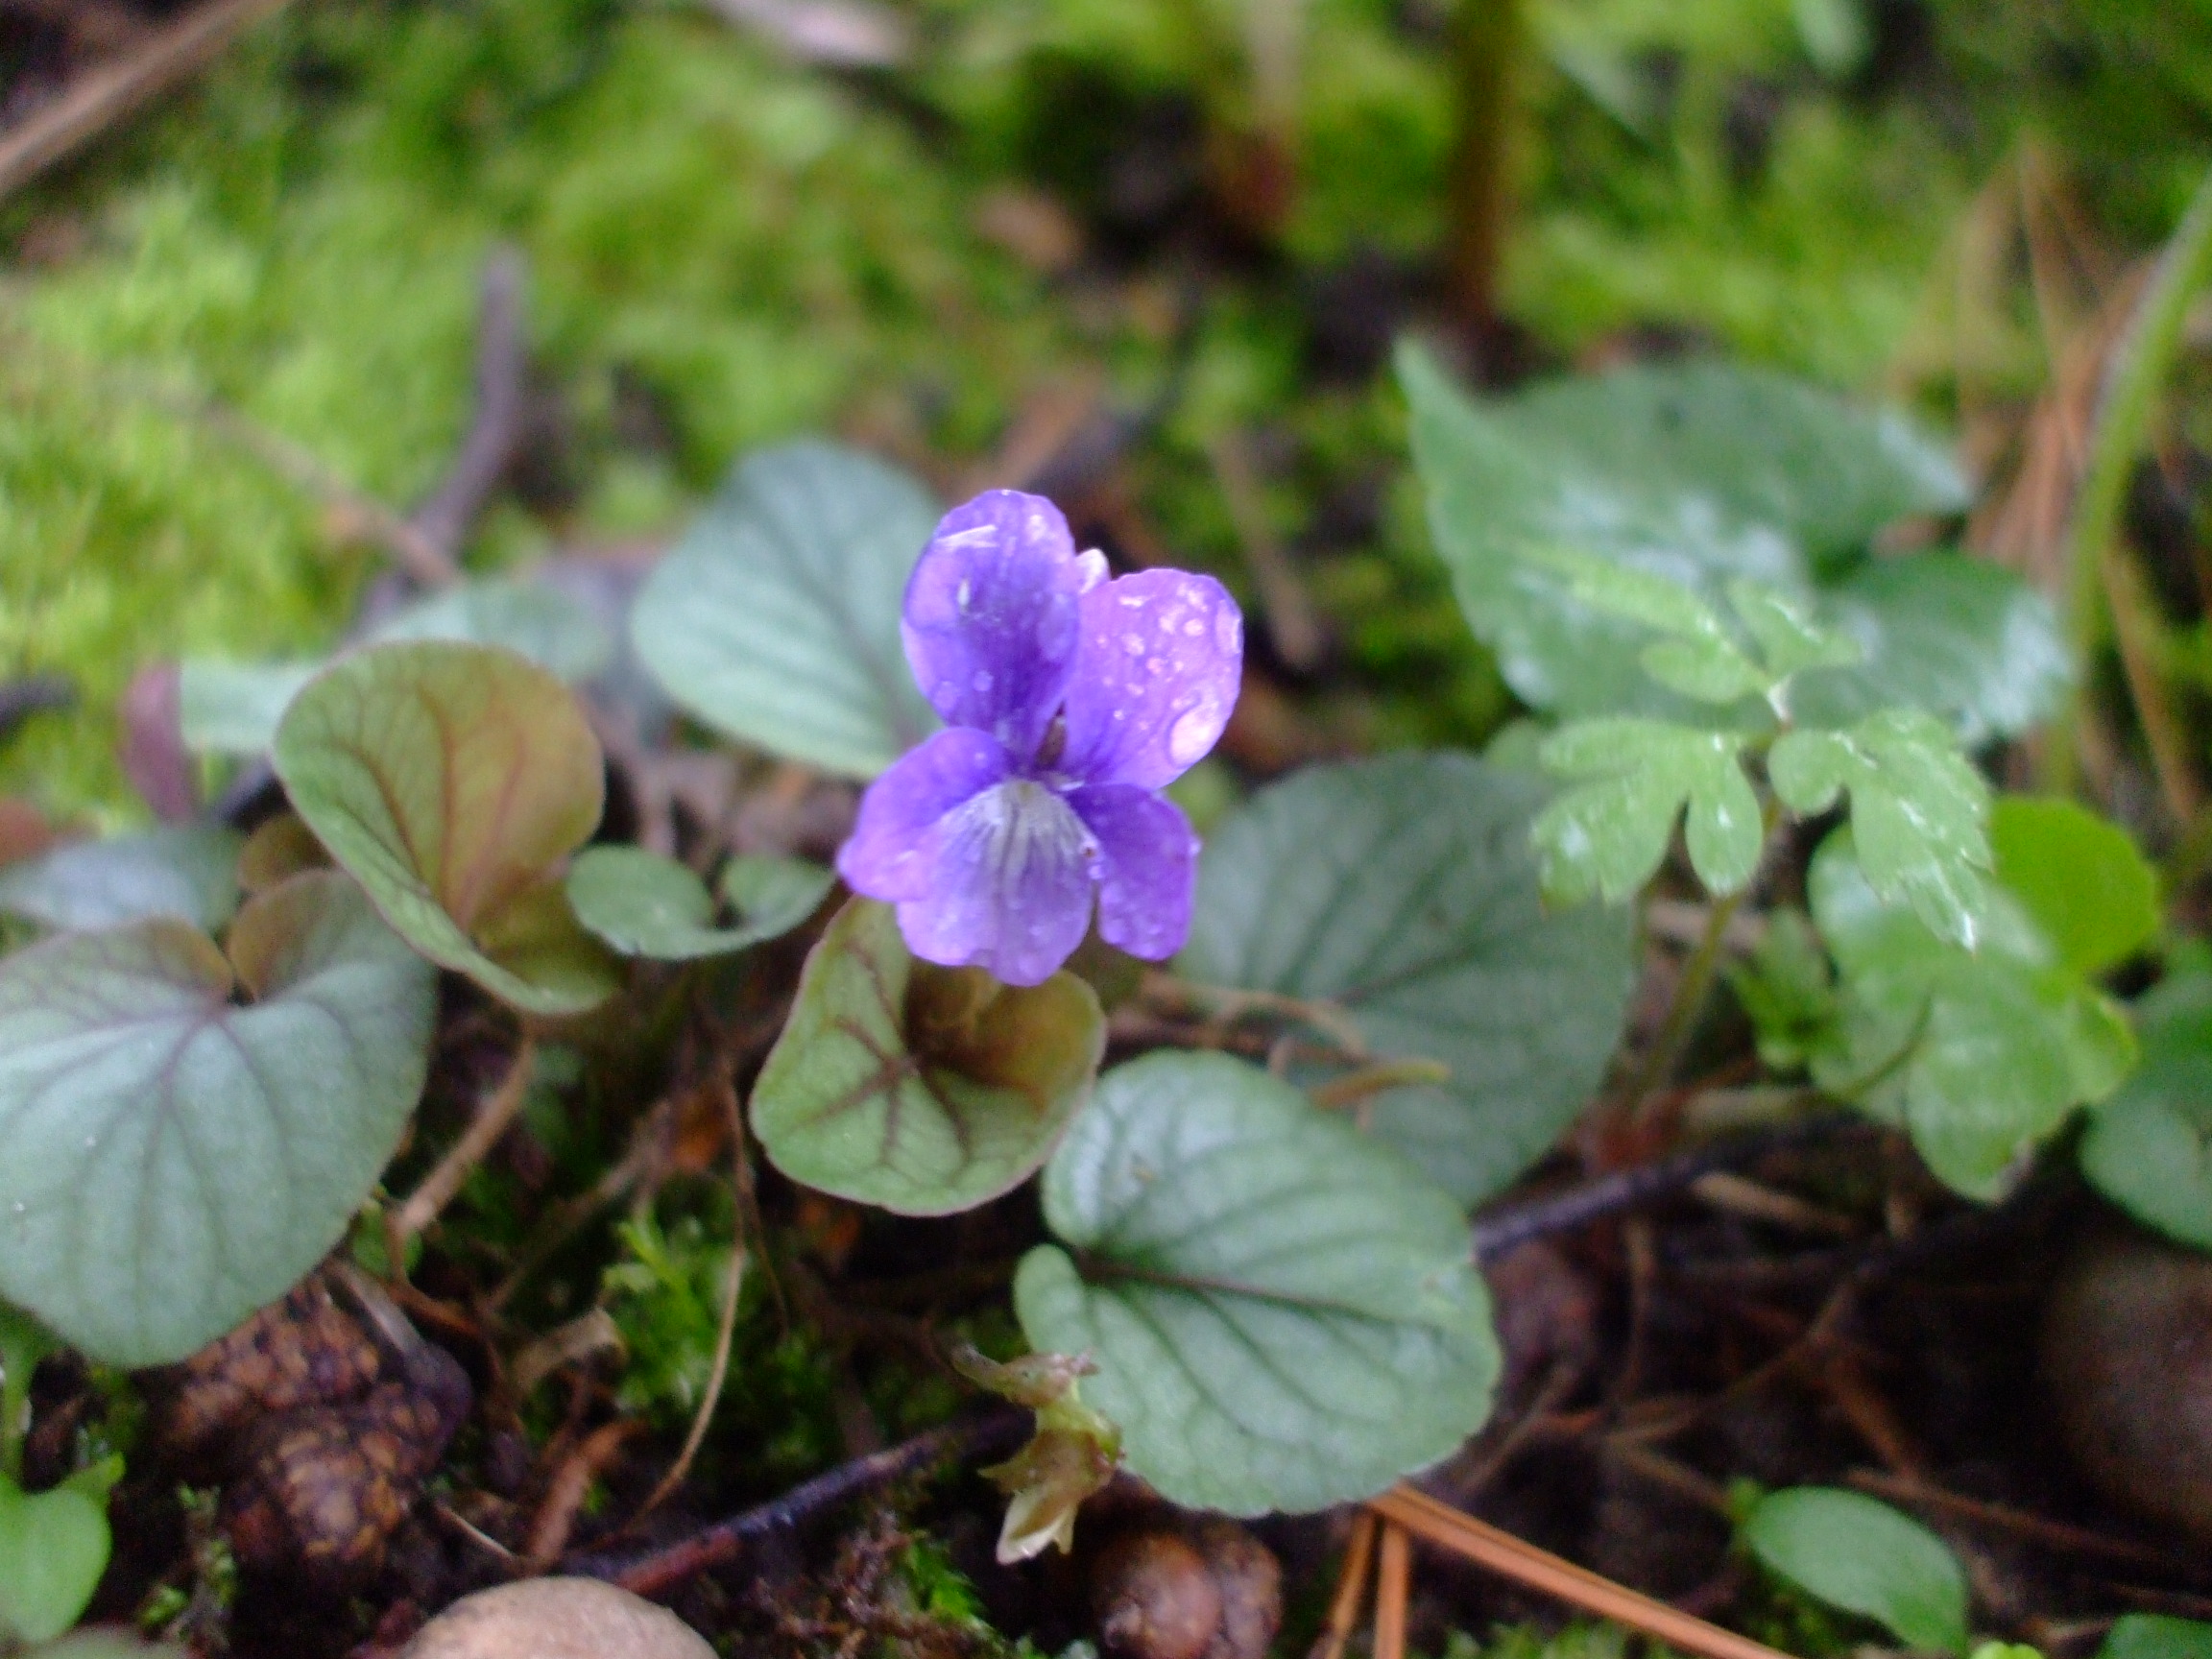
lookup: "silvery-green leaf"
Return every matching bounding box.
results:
[1018,1051,1500,1515]
[0,873,436,1364]
[632,441,941,779]
[0,825,242,935]
[1180,755,1632,1204]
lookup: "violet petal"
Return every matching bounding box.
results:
[900,491,1100,764]
[837,728,1011,902]
[1070,783,1198,961]
[1059,569,1243,791]
[896,780,1094,986]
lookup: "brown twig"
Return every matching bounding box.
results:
[410,250,530,568]
[390,1042,536,1259]
[526,1418,644,1567]
[0,0,295,202]
[1372,1522,1411,1659]
[0,675,73,745]
[632,1074,749,1521]
[567,1407,1028,1596]
[1207,429,1327,673]
[1366,1485,1797,1659]
[1845,1470,2196,1576]
[1468,1116,1862,1262]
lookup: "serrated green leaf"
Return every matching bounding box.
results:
[0,825,243,937]
[631,441,941,779]
[751,899,1103,1214]
[1179,755,1633,1205]
[1811,831,2134,1199]
[1535,719,1764,901]
[1743,1487,1968,1653]
[0,872,436,1365]
[1770,709,1989,949]
[1990,797,2159,978]
[273,641,620,1016]
[0,1471,109,1647]
[1728,580,1862,680]
[2080,965,2212,1249]
[1791,553,2073,746]
[1638,635,1772,704]
[180,577,614,757]
[566,847,830,960]
[1521,543,1733,641]
[1398,346,2061,739]
[1017,1051,1500,1515]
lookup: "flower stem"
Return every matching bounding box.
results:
[1622,882,1751,1129]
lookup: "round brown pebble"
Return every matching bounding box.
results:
[400,1579,716,1659]
[2043,1226,2212,1544]
[1092,1531,1223,1659]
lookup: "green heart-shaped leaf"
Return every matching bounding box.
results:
[751,898,1103,1214]
[0,825,243,936]
[1743,1487,1968,1653]
[0,1472,109,1647]
[2081,960,2212,1249]
[1989,797,2159,979]
[0,872,437,1364]
[566,846,831,960]
[1399,345,2064,741]
[273,640,619,1016]
[1180,755,1634,1205]
[630,441,941,779]
[1811,830,2134,1199]
[1017,1050,1500,1515]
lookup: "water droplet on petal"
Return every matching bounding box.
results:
[1120,591,1146,609]
[1122,633,1145,655]
[1214,610,1242,655]
[1074,548,1109,590]
[956,577,973,613]
[1183,617,1204,637]
[1167,702,1222,765]
[973,669,995,693]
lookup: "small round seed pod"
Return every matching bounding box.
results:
[1187,1518,1281,1659]
[1091,1530,1223,1659]
[219,1326,472,1586]
[150,1279,383,1475]
[2042,1225,2212,1544]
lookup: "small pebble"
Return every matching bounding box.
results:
[2042,1226,2212,1544]
[400,1579,716,1659]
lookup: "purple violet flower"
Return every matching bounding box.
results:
[837,490,1243,987]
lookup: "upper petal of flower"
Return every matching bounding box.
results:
[895,779,1095,987]
[1069,783,1199,962]
[901,491,1106,763]
[1059,569,1243,791]
[837,727,1012,903]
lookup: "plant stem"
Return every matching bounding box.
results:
[2047,161,2212,795]
[1445,0,1524,332]
[1621,883,1751,1126]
